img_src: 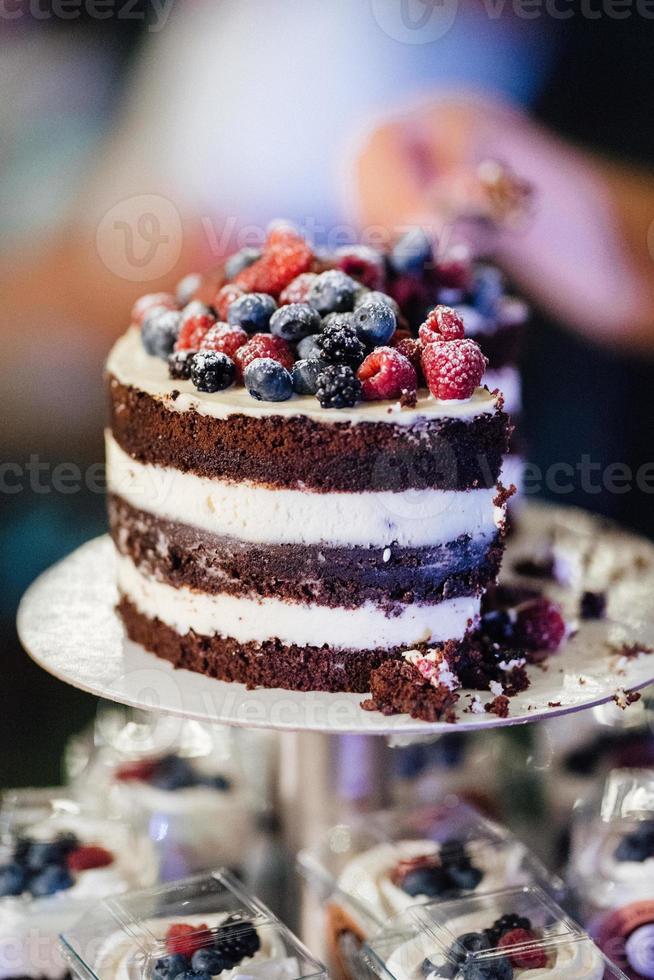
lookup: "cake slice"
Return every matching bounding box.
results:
[107,226,512,705]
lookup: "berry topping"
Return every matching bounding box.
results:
[422,338,487,400]
[357,347,417,401]
[114,758,159,782]
[479,609,515,645]
[166,924,212,958]
[352,301,397,347]
[25,835,80,871]
[461,957,513,979]
[191,949,227,976]
[175,273,201,308]
[497,929,547,969]
[269,303,321,341]
[175,309,216,352]
[227,292,277,334]
[170,970,210,980]
[67,845,114,872]
[142,310,182,359]
[398,862,452,899]
[515,598,566,652]
[419,305,465,344]
[390,227,433,275]
[153,953,190,980]
[29,865,74,898]
[214,283,246,320]
[354,289,400,317]
[131,292,176,326]
[580,590,606,620]
[296,334,321,360]
[149,754,199,791]
[614,819,654,862]
[279,272,319,305]
[291,358,326,396]
[213,917,261,967]
[199,323,248,359]
[307,270,358,315]
[393,336,424,376]
[190,351,235,393]
[235,234,314,297]
[244,357,293,402]
[446,862,484,891]
[317,320,366,368]
[489,915,532,941]
[335,245,385,290]
[225,247,262,280]
[450,932,492,965]
[315,364,362,409]
[0,863,27,897]
[234,333,295,381]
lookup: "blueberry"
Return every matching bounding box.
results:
[446,862,484,892]
[354,290,400,317]
[227,293,276,333]
[292,358,326,395]
[479,610,515,645]
[0,863,27,897]
[29,865,74,897]
[580,590,606,620]
[308,270,357,315]
[296,334,321,360]
[450,933,492,966]
[176,273,202,307]
[400,865,452,898]
[390,228,433,275]
[352,301,397,346]
[191,948,226,974]
[190,351,235,393]
[150,754,199,791]
[142,310,182,359]
[25,836,74,871]
[225,247,262,280]
[244,358,293,402]
[197,774,232,792]
[171,971,212,980]
[472,265,504,319]
[269,303,321,341]
[153,954,190,980]
[461,959,513,980]
[615,821,654,862]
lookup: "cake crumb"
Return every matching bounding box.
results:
[613,688,641,710]
[485,695,510,717]
[399,389,418,409]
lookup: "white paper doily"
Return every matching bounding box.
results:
[16,504,654,734]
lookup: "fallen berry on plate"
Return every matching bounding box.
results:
[515,598,566,652]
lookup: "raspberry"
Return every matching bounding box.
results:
[234,333,294,382]
[131,292,176,326]
[265,220,300,247]
[235,237,314,297]
[422,339,487,400]
[200,323,248,359]
[114,759,158,782]
[393,337,424,377]
[175,311,217,351]
[497,929,547,969]
[316,364,362,409]
[215,283,246,320]
[515,598,566,652]
[279,272,319,305]
[67,846,114,872]
[418,305,465,345]
[317,320,366,368]
[335,246,385,290]
[357,347,417,401]
[166,923,212,958]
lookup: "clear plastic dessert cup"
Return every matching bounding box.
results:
[297,801,563,980]
[363,885,628,979]
[60,868,327,980]
[0,788,158,980]
[568,769,654,979]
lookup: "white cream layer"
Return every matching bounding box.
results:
[107,434,502,549]
[117,554,479,649]
[108,327,501,425]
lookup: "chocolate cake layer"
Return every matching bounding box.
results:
[110,495,503,609]
[108,377,510,492]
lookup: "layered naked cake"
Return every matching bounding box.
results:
[107,226,512,701]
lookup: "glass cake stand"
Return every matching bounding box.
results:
[16,502,654,736]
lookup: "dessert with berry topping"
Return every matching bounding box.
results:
[60,870,326,980]
[107,224,513,700]
[0,791,157,980]
[363,887,621,980]
[299,803,559,980]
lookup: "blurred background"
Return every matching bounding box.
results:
[2,0,654,803]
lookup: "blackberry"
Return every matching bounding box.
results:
[168,350,196,380]
[190,351,235,393]
[315,364,362,409]
[213,919,261,968]
[487,914,531,945]
[317,320,365,368]
[439,838,468,866]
